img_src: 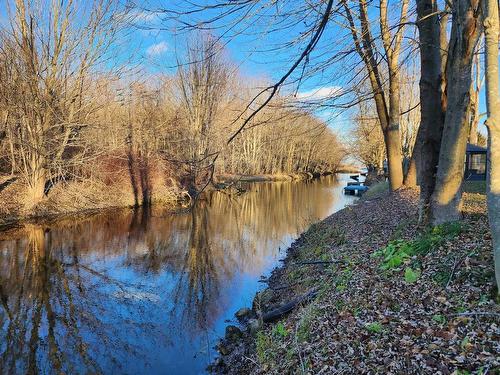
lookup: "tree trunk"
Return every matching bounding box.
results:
[430,0,482,225]
[468,51,481,145]
[384,126,404,190]
[386,61,405,190]
[404,152,417,187]
[379,0,407,191]
[415,0,446,224]
[27,168,46,208]
[483,0,500,294]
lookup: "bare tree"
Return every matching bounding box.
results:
[341,0,409,191]
[0,0,118,208]
[414,0,447,224]
[350,95,385,176]
[430,0,483,224]
[174,33,231,194]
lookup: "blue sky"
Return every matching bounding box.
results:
[115,1,494,138]
[115,1,360,135]
[0,0,494,138]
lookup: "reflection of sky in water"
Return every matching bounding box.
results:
[0,175,357,374]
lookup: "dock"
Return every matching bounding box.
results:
[344,185,369,195]
[344,173,369,196]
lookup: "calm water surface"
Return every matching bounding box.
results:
[0,175,356,374]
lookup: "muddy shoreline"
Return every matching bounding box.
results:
[208,226,319,373]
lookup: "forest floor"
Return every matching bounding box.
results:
[212,187,499,374]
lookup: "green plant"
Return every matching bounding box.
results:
[365,322,384,333]
[285,348,295,361]
[373,223,463,271]
[372,239,413,270]
[256,332,273,364]
[404,267,421,283]
[460,336,470,350]
[273,322,289,338]
[431,221,463,237]
[335,267,353,291]
[297,305,318,342]
[432,314,446,325]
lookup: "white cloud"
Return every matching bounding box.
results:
[132,10,160,22]
[296,86,343,101]
[146,41,168,57]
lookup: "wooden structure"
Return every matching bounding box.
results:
[465,143,487,181]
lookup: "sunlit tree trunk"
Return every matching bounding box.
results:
[482,0,500,293]
[430,0,482,225]
[379,0,407,191]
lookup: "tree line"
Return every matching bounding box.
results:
[0,0,346,215]
[162,0,499,292]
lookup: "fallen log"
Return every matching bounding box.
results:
[262,288,318,323]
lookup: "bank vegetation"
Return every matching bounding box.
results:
[0,0,347,224]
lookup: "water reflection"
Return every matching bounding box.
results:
[0,175,355,374]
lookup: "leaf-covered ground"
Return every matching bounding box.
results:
[216,188,499,374]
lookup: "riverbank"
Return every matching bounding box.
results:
[0,174,185,229]
[216,172,335,183]
[0,171,340,229]
[212,188,499,374]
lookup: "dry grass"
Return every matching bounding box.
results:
[0,156,183,225]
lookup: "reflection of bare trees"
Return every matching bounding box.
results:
[0,176,348,372]
[171,200,223,334]
[0,226,100,374]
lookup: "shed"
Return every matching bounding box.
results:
[465,143,487,181]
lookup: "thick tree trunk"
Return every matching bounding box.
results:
[384,127,404,190]
[430,0,482,225]
[415,0,446,224]
[26,168,46,209]
[483,0,500,293]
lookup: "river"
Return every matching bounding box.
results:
[0,174,357,374]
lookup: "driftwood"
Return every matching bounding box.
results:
[262,288,318,323]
